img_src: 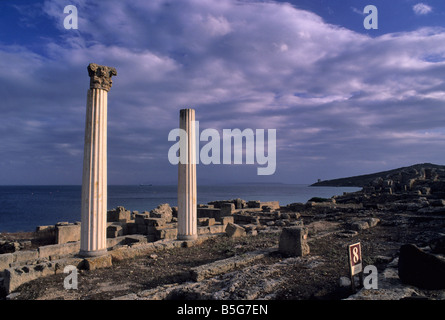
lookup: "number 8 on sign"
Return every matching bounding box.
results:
[348,242,362,276]
[352,246,360,264]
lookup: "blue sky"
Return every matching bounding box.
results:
[1,0,445,185]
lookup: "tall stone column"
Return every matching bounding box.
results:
[80,63,117,257]
[177,109,198,240]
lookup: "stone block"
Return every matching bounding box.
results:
[53,257,84,274]
[107,236,127,249]
[225,223,246,238]
[107,224,123,238]
[155,227,177,240]
[126,222,137,234]
[82,254,112,271]
[150,203,173,223]
[198,227,210,235]
[197,207,221,219]
[56,223,81,244]
[38,242,80,260]
[247,200,261,208]
[279,226,310,257]
[220,216,234,225]
[198,217,215,226]
[234,198,246,209]
[145,217,166,227]
[0,253,14,272]
[220,203,235,216]
[13,250,39,264]
[135,213,150,225]
[209,224,225,234]
[35,225,56,242]
[4,262,55,293]
[108,206,132,222]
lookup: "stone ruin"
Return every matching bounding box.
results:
[0,198,312,295]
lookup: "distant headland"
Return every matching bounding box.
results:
[311,163,445,187]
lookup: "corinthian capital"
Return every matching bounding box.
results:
[87,63,117,92]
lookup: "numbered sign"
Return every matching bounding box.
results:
[348,242,362,276]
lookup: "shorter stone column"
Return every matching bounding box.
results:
[177,108,198,240]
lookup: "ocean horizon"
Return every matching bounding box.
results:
[0,184,361,233]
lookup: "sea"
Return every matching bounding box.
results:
[0,184,360,233]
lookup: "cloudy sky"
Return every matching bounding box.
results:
[0,0,444,185]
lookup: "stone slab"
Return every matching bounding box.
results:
[56,223,81,244]
[13,250,39,264]
[38,242,80,260]
[4,262,56,293]
[82,254,112,271]
[225,222,246,238]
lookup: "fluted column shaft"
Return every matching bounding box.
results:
[177,109,198,240]
[80,63,116,257]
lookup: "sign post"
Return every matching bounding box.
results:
[348,242,363,292]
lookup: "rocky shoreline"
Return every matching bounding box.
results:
[1,163,445,300]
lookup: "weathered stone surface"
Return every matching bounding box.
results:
[53,257,84,274]
[261,201,280,210]
[225,223,246,238]
[107,224,123,238]
[38,242,80,260]
[279,226,310,257]
[145,218,166,227]
[4,262,55,293]
[82,254,112,271]
[348,220,370,231]
[108,206,132,222]
[398,244,445,289]
[0,241,20,254]
[155,227,177,240]
[0,253,14,271]
[220,203,235,216]
[220,216,234,225]
[198,218,215,226]
[209,224,225,234]
[13,250,39,264]
[35,225,56,242]
[366,217,380,228]
[150,203,173,223]
[190,249,271,281]
[56,223,81,244]
[87,63,117,92]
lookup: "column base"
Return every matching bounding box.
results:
[178,234,198,241]
[79,248,108,258]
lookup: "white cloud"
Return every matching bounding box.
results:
[413,3,433,15]
[2,0,445,183]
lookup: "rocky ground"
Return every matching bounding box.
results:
[2,164,445,301]
[3,206,445,300]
